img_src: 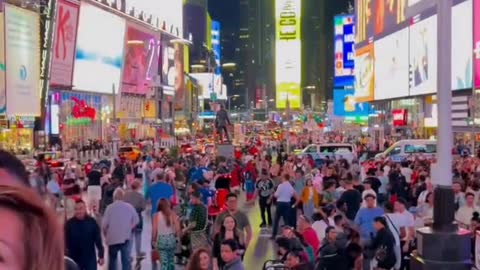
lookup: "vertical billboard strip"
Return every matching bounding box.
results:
[474,0,480,88]
[5,5,41,116]
[0,8,5,115]
[50,0,79,87]
[334,15,355,88]
[122,23,160,94]
[275,0,301,109]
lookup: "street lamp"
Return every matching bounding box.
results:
[406,0,470,269]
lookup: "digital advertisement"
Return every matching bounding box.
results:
[174,43,185,110]
[334,15,355,87]
[409,15,437,96]
[50,0,79,87]
[333,89,370,117]
[0,11,5,115]
[451,0,472,90]
[374,27,409,100]
[212,21,221,76]
[5,5,41,116]
[161,35,175,90]
[190,73,215,99]
[122,23,160,94]
[275,0,301,109]
[474,0,480,88]
[73,2,126,94]
[354,43,375,102]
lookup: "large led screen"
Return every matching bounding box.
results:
[334,15,355,88]
[354,44,374,102]
[73,3,126,94]
[275,0,301,109]
[5,5,40,116]
[374,28,409,100]
[334,89,371,117]
[122,24,160,94]
[474,0,480,88]
[409,15,437,96]
[452,0,473,90]
[356,0,407,45]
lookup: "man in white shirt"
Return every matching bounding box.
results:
[271,174,299,239]
[400,162,413,184]
[394,198,415,270]
[455,192,480,227]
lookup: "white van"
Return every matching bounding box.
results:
[297,143,357,163]
[375,139,437,162]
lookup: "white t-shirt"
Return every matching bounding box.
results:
[396,210,415,239]
[312,217,335,241]
[275,181,296,202]
[400,167,413,183]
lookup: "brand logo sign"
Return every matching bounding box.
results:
[50,0,79,87]
[392,109,408,126]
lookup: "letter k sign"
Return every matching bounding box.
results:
[55,5,71,60]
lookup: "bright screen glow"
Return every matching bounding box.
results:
[374,27,409,100]
[451,0,473,90]
[275,0,301,109]
[73,3,126,93]
[354,43,374,102]
[408,15,437,95]
[51,104,59,135]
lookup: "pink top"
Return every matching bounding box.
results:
[302,227,320,255]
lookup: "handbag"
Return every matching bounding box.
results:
[151,249,160,262]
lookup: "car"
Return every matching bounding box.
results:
[297,143,357,163]
[118,146,142,161]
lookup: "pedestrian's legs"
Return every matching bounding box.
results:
[259,197,268,225]
[289,203,297,228]
[271,202,288,237]
[108,244,120,270]
[120,241,132,270]
[83,257,98,270]
[265,201,273,226]
[134,230,143,256]
[223,126,230,141]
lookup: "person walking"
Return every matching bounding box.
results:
[271,174,299,239]
[65,200,104,270]
[102,188,139,270]
[254,169,275,227]
[215,104,232,142]
[123,180,147,259]
[152,199,181,270]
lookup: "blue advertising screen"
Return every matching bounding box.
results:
[333,89,370,117]
[212,21,221,75]
[334,15,355,88]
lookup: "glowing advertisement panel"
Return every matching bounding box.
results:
[50,0,79,87]
[334,15,354,87]
[73,3,126,94]
[5,5,41,116]
[355,0,407,45]
[451,0,472,90]
[0,12,5,115]
[374,27,409,100]
[122,24,160,94]
[333,89,370,117]
[354,43,374,102]
[474,0,480,88]
[409,14,437,96]
[275,0,301,109]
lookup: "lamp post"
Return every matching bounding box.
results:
[406,0,471,269]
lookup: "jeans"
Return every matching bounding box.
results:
[74,257,97,270]
[132,229,143,256]
[272,202,292,237]
[108,241,131,270]
[259,196,272,225]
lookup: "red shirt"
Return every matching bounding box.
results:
[302,227,320,255]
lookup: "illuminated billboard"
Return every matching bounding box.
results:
[334,15,355,88]
[334,89,371,117]
[275,0,301,109]
[451,0,472,90]
[474,0,480,88]
[73,3,126,94]
[354,43,374,102]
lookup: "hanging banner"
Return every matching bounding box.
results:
[5,5,41,116]
[474,0,480,88]
[50,0,79,87]
[122,23,160,94]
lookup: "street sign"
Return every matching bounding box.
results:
[210,92,217,102]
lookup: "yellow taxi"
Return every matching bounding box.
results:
[118,146,142,161]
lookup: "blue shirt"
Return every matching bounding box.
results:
[199,187,214,205]
[354,207,384,240]
[147,182,174,215]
